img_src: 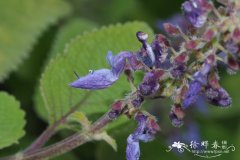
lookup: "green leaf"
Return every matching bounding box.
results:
[0,92,26,149]
[34,18,97,122]
[39,22,153,124]
[93,131,117,151]
[68,111,91,130]
[49,18,97,60]
[0,0,70,81]
[34,87,48,122]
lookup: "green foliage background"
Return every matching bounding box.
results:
[0,0,239,160]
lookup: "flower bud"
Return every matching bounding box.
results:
[202,28,217,42]
[128,54,145,71]
[227,56,239,73]
[225,40,239,55]
[131,94,144,108]
[185,40,199,50]
[233,27,240,42]
[170,64,187,79]
[174,52,188,64]
[139,70,164,96]
[208,72,220,89]
[182,0,213,28]
[108,100,125,119]
[169,105,185,127]
[163,23,181,36]
[151,34,170,55]
[206,87,232,107]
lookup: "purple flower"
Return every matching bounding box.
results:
[126,135,140,160]
[183,80,203,109]
[170,64,187,79]
[70,69,118,89]
[151,34,171,68]
[126,112,159,160]
[182,0,212,28]
[183,54,216,108]
[108,100,125,119]
[205,87,232,107]
[70,51,132,90]
[225,40,239,55]
[107,51,132,76]
[136,31,155,67]
[205,87,219,99]
[169,105,185,127]
[131,91,144,108]
[139,70,164,96]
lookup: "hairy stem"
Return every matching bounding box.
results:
[0,110,116,160]
[23,112,112,160]
[24,91,92,154]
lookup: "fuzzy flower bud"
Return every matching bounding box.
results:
[131,91,144,108]
[139,70,164,96]
[108,100,125,119]
[169,104,185,127]
[163,23,181,36]
[206,87,232,107]
[233,27,240,42]
[182,0,213,28]
[205,72,232,107]
[202,27,217,42]
[170,64,187,79]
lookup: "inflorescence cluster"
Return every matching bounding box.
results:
[70,0,240,159]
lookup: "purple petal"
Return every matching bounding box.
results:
[169,105,185,127]
[139,83,159,96]
[193,71,208,85]
[182,0,212,28]
[126,113,159,160]
[183,80,203,109]
[106,51,114,67]
[131,92,144,108]
[107,51,133,76]
[126,135,140,160]
[139,70,164,96]
[170,64,187,79]
[136,31,155,67]
[133,113,158,142]
[70,69,118,89]
[169,112,184,128]
[206,87,232,107]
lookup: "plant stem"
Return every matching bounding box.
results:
[0,110,116,160]
[24,91,92,154]
[23,112,112,160]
